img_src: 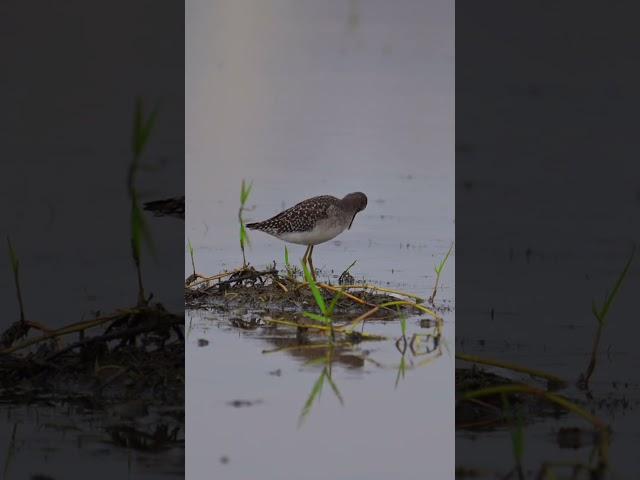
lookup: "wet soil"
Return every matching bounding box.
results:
[185,264,437,315]
[455,367,570,431]
[0,303,185,477]
[455,356,635,479]
[0,305,183,407]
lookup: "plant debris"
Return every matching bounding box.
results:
[0,303,184,410]
[185,265,432,318]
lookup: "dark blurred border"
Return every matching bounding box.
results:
[457,1,640,476]
[1,0,184,477]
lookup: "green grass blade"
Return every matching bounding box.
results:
[302,260,326,315]
[6,236,19,273]
[187,238,196,274]
[593,245,635,324]
[132,97,143,157]
[132,98,158,158]
[298,371,325,427]
[241,180,253,205]
[131,207,142,260]
[2,423,19,480]
[238,181,253,266]
[132,98,158,157]
[141,106,158,152]
[325,370,344,405]
[501,393,525,468]
[513,409,524,463]
[435,242,454,274]
[326,289,345,317]
[396,304,407,337]
[343,260,357,274]
[132,202,155,257]
[240,224,246,248]
[239,223,251,249]
[395,356,406,388]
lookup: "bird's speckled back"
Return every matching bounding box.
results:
[246,195,341,234]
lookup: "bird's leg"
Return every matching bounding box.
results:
[307,245,317,282]
[302,245,310,273]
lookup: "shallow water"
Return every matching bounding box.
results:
[0,405,184,479]
[187,307,450,480]
[186,1,454,478]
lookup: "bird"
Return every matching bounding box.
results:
[246,192,368,281]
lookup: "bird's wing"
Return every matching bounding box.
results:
[257,195,338,233]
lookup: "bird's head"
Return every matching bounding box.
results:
[342,192,368,229]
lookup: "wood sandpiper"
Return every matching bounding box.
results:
[246,192,368,280]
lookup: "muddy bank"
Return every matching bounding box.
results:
[455,367,571,431]
[455,360,620,479]
[185,264,445,316]
[0,303,184,412]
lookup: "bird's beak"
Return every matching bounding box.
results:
[348,213,357,230]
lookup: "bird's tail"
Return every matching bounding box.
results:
[245,222,260,230]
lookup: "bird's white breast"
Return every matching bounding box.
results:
[279,220,347,245]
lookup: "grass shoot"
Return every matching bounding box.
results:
[129,97,158,306]
[429,242,454,305]
[6,236,25,324]
[580,245,635,389]
[2,423,18,479]
[591,245,635,326]
[399,305,407,339]
[3,238,53,346]
[238,179,252,267]
[187,238,196,277]
[338,259,357,284]
[302,259,327,315]
[394,304,412,388]
[501,393,525,480]
[283,245,298,279]
[301,259,346,339]
[298,348,343,427]
[395,351,407,389]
